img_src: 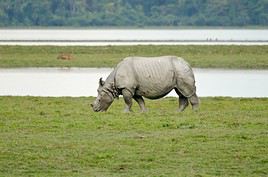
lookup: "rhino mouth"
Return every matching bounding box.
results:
[91,104,107,112]
[94,108,106,112]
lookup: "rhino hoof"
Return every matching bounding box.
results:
[123,109,132,113]
[192,104,199,111]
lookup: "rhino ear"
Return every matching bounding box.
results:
[99,77,105,86]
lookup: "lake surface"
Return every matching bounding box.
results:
[1,29,268,45]
[0,68,267,98]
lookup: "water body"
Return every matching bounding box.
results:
[0,68,267,98]
[1,29,268,45]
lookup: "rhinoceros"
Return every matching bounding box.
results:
[91,56,199,112]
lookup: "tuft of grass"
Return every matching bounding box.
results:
[0,45,267,69]
[0,96,267,176]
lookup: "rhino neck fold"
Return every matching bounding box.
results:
[103,69,120,99]
[102,85,119,99]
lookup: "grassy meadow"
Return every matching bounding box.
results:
[0,44,268,176]
[0,96,267,176]
[0,45,267,69]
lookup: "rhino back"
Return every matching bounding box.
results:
[115,57,175,98]
[115,56,196,98]
[131,57,176,98]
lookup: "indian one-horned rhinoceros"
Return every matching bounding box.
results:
[91,56,199,112]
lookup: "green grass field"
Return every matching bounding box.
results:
[0,44,267,176]
[0,96,267,176]
[0,45,267,69]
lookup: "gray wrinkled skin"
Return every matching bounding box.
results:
[91,56,199,112]
[91,78,115,112]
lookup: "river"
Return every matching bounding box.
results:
[0,68,267,98]
[1,29,268,45]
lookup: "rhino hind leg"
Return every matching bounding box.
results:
[189,93,199,111]
[122,89,133,112]
[133,95,147,112]
[175,88,189,112]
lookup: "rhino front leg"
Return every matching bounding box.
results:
[122,89,133,112]
[133,95,147,112]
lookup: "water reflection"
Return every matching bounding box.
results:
[1,29,268,45]
[0,68,267,97]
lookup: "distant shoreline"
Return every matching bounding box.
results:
[1,26,268,30]
[1,39,268,43]
[1,39,267,46]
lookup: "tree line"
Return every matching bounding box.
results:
[0,0,267,27]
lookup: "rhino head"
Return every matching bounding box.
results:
[91,78,115,112]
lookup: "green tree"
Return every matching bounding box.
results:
[0,0,267,27]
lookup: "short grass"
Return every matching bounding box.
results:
[0,96,267,176]
[0,45,267,69]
